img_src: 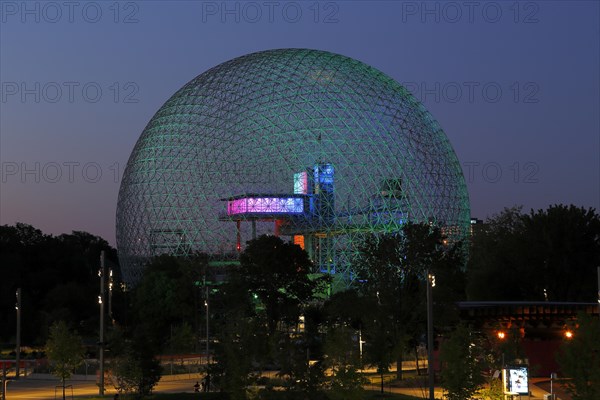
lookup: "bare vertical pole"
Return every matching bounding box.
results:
[205,284,210,391]
[15,288,21,380]
[594,265,600,332]
[99,251,105,396]
[426,270,435,400]
[206,285,209,360]
[358,328,363,367]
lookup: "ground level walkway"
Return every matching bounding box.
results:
[376,377,571,400]
[3,373,572,399]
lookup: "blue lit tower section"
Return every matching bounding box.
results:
[291,164,335,273]
[313,164,335,225]
[313,164,335,273]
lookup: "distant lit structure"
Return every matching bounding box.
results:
[116,48,470,285]
[458,301,599,376]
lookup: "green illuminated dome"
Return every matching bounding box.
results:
[116,48,470,285]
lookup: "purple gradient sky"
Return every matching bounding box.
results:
[1,1,599,246]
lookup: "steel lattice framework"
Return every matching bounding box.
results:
[116,48,470,285]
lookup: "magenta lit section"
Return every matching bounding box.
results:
[227,197,304,215]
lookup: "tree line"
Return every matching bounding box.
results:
[0,223,117,346]
[1,204,599,399]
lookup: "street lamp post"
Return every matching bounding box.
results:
[204,283,210,392]
[426,270,435,400]
[597,266,599,328]
[205,284,209,364]
[98,251,106,396]
[358,328,364,369]
[108,269,114,324]
[15,288,21,380]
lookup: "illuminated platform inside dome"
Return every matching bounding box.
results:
[224,194,306,216]
[219,162,411,277]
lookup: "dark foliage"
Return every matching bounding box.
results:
[352,223,466,379]
[0,223,118,344]
[467,205,600,301]
[239,235,330,334]
[557,312,600,400]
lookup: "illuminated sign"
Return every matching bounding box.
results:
[227,197,304,215]
[503,366,528,395]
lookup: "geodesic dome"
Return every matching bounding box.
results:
[116,48,470,285]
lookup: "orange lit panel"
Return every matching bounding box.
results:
[294,235,305,249]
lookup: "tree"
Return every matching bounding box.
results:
[45,321,84,400]
[109,254,207,397]
[130,254,206,353]
[467,205,600,302]
[322,288,371,371]
[557,313,600,400]
[322,323,366,400]
[210,236,331,398]
[521,205,600,301]
[166,322,195,354]
[110,338,162,399]
[353,223,465,381]
[0,223,118,344]
[439,323,485,400]
[353,232,419,382]
[478,377,504,400]
[239,235,329,334]
[209,268,263,399]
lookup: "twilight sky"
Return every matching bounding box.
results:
[1,1,599,246]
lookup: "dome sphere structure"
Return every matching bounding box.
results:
[116,48,470,285]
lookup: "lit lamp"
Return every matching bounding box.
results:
[496,330,507,367]
[564,330,573,339]
[426,270,435,400]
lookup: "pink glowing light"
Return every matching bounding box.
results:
[227,197,304,215]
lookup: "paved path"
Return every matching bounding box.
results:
[3,373,567,399]
[534,379,572,400]
[3,375,202,399]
